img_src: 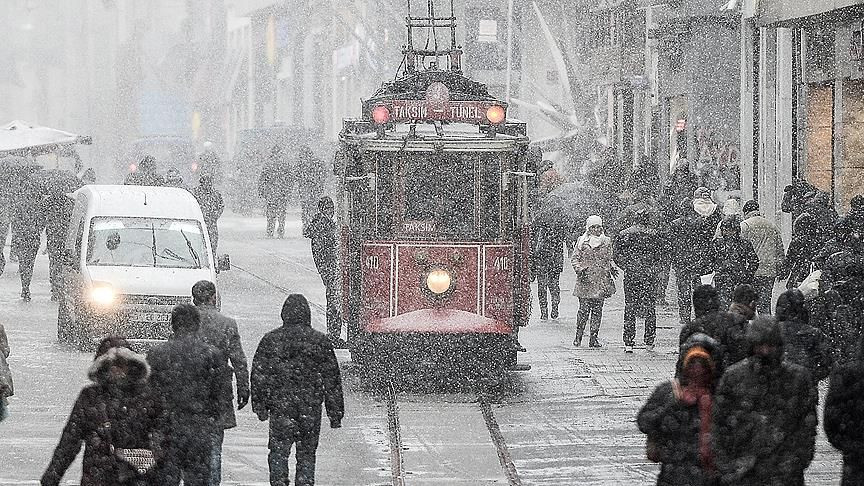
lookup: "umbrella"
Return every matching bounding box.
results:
[535,181,623,234]
[0,120,92,156]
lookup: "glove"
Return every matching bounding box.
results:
[237,388,250,410]
[256,409,269,422]
[330,418,342,429]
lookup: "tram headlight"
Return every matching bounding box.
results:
[372,105,391,124]
[485,105,506,125]
[425,269,452,295]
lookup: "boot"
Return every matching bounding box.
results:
[550,304,559,320]
[573,323,585,346]
[539,304,548,321]
[589,330,601,348]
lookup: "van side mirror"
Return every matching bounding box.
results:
[217,254,231,272]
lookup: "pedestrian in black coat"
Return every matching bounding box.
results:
[817,241,864,367]
[638,333,722,486]
[147,304,227,486]
[703,216,759,308]
[258,146,293,239]
[298,145,326,234]
[0,322,11,422]
[779,213,823,287]
[191,175,224,252]
[14,167,45,301]
[304,196,344,347]
[776,289,833,383]
[251,294,345,486]
[679,285,722,346]
[712,284,758,368]
[124,156,165,187]
[613,211,661,351]
[192,280,249,485]
[533,219,567,320]
[662,198,703,326]
[712,317,818,486]
[42,337,168,486]
[824,340,864,486]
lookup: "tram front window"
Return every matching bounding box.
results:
[401,154,476,237]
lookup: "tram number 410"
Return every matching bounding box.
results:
[493,256,509,271]
[366,255,381,270]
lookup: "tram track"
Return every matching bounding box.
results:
[384,382,522,486]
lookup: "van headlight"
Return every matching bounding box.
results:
[89,285,117,306]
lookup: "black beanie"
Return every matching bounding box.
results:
[742,200,759,214]
[281,294,312,327]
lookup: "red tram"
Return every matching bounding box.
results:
[337,3,535,375]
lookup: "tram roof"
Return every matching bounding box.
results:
[339,121,529,153]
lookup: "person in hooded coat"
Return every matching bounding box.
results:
[613,210,661,352]
[703,216,759,309]
[776,288,833,383]
[779,213,822,287]
[824,333,864,486]
[533,219,567,320]
[712,316,818,486]
[251,294,345,486]
[42,337,168,486]
[638,333,722,486]
[571,215,615,347]
[679,285,723,346]
[147,304,227,486]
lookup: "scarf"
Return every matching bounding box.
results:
[576,233,609,249]
[693,198,717,217]
[673,378,714,472]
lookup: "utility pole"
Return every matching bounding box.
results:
[504,0,514,102]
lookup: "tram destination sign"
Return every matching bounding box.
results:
[385,100,503,124]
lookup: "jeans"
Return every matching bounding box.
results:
[17,236,39,294]
[752,276,775,315]
[575,298,603,344]
[268,413,322,486]
[163,418,216,486]
[211,427,225,486]
[266,200,288,238]
[623,271,657,346]
[536,271,561,314]
[674,268,702,326]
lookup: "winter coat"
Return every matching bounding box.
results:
[124,170,165,187]
[196,304,249,430]
[638,335,722,486]
[713,304,754,368]
[304,213,338,277]
[257,160,293,205]
[619,197,660,229]
[41,348,168,486]
[780,318,833,382]
[688,208,723,274]
[712,358,817,486]
[146,334,226,426]
[679,311,723,348]
[0,323,11,398]
[740,214,785,278]
[533,221,567,276]
[191,186,224,227]
[703,237,759,290]
[613,224,661,276]
[824,358,864,485]
[779,214,823,286]
[250,319,344,424]
[662,215,700,273]
[571,235,614,299]
[816,250,864,365]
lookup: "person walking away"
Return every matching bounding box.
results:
[258,146,293,239]
[571,215,615,348]
[42,178,81,301]
[41,337,168,486]
[638,333,722,486]
[192,281,249,486]
[125,156,165,186]
[712,284,758,368]
[776,288,832,383]
[613,211,661,352]
[816,225,864,366]
[533,219,567,320]
[192,175,225,252]
[165,168,185,189]
[0,323,12,422]
[663,198,700,326]
[304,196,345,348]
[824,333,864,485]
[15,167,45,302]
[251,294,345,486]
[147,304,227,486]
[712,317,818,486]
[703,216,759,309]
[297,145,326,235]
[779,213,822,288]
[679,285,723,346]
[0,160,15,276]
[739,200,785,314]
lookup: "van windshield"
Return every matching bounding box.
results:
[86,217,210,269]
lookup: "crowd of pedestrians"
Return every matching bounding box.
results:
[38,281,344,486]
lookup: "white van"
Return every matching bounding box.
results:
[57,185,230,346]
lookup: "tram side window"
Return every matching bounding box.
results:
[480,154,503,240]
[401,154,476,237]
[376,155,395,236]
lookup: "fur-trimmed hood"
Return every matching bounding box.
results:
[87,346,150,386]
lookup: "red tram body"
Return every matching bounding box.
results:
[337,4,535,374]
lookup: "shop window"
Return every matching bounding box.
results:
[804,83,833,194]
[840,79,864,211]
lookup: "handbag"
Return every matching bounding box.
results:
[98,404,157,477]
[798,269,821,301]
[600,271,616,299]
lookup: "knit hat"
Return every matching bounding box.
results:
[742,200,759,214]
[585,215,603,229]
[694,186,711,199]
